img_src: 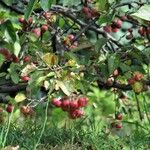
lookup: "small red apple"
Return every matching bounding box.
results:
[51,98,62,107]
[61,100,70,111]
[78,97,88,107]
[41,25,48,33]
[21,76,30,82]
[18,17,26,24]
[103,25,112,33]
[6,104,14,113]
[115,123,123,129]
[69,109,84,119]
[23,56,30,63]
[113,19,122,28]
[70,100,79,110]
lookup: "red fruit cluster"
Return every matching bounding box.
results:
[103,19,122,33]
[138,27,150,36]
[0,48,19,63]
[51,97,88,119]
[128,72,144,85]
[18,17,33,31]
[32,25,48,38]
[63,34,78,48]
[43,12,51,19]
[82,6,99,19]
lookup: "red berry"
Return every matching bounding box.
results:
[87,12,92,19]
[67,34,74,41]
[128,28,133,33]
[69,109,84,119]
[6,104,14,113]
[41,25,48,33]
[113,19,122,28]
[106,77,114,86]
[20,106,33,115]
[146,27,150,34]
[70,100,79,110]
[113,69,119,77]
[128,78,135,85]
[43,12,51,19]
[133,72,143,81]
[61,100,70,111]
[0,48,12,60]
[32,28,41,37]
[18,17,25,23]
[11,54,19,63]
[103,25,112,33]
[28,17,33,24]
[21,76,30,82]
[51,98,62,107]
[126,34,133,40]
[115,123,123,129]
[82,7,89,14]
[138,27,145,36]
[111,27,119,33]
[115,113,123,120]
[23,56,30,63]
[120,16,127,21]
[78,97,88,107]
[91,8,99,17]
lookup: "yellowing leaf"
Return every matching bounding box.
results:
[42,53,58,66]
[15,93,26,103]
[56,80,70,96]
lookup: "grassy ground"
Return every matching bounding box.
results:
[0,116,150,150]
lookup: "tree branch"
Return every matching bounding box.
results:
[0,83,27,93]
[97,78,150,91]
[50,5,123,48]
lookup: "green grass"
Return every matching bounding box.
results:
[0,116,150,150]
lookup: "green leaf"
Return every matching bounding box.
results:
[3,20,17,42]
[40,0,53,11]
[9,64,20,84]
[96,0,109,11]
[10,72,20,84]
[25,0,38,20]
[132,4,150,21]
[108,54,120,75]
[63,0,81,6]
[0,54,5,67]
[14,41,21,57]
[59,18,65,28]
[86,31,97,44]
[98,13,115,24]
[95,38,107,52]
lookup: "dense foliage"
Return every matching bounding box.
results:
[0,0,150,149]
